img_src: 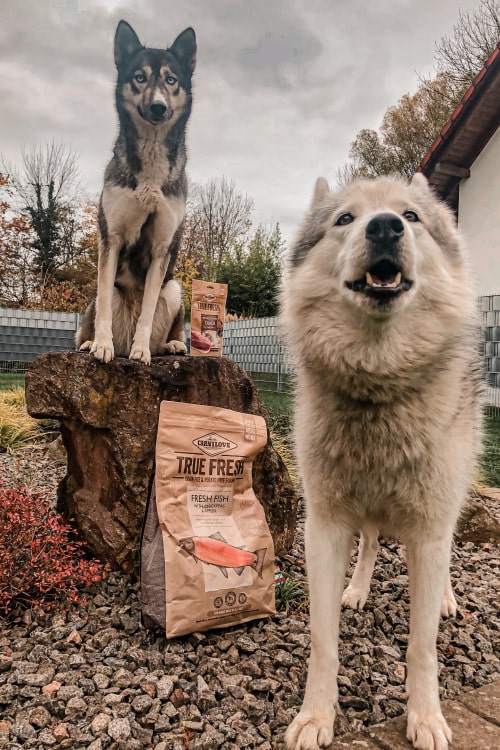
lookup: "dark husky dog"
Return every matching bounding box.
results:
[77,20,196,364]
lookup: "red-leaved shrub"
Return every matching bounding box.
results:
[0,481,109,615]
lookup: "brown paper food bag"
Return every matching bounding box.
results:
[190,280,227,355]
[141,401,275,638]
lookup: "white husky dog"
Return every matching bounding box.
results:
[281,174,482,750]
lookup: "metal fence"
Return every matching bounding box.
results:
[0,302,499,413]
[481,295,500,413]
[222,317,291,395]
[0,308,80,373]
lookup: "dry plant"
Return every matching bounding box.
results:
[0,388,42,452]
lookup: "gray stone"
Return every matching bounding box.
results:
[131,694,154,713]
[64,696,87,715]
[27,706,51,728]
[107,717,131,741]
[157,676,174,701]
[91,713,110,736]
[10,722,36,741]
[57,685,83,701]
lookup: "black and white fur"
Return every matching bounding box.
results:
[77,20,196,364]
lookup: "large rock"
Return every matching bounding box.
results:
[456,490,500,544]
[26,352,298,575]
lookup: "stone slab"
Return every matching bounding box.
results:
[330,735,381,748]
[368,700,499,749]
[459,679,500,726]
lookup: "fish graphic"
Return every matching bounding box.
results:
[178,532,266,578]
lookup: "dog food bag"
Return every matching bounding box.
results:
[190,280,227,355]
[141,401,275,638]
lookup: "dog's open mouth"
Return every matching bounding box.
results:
[345,258,413,302]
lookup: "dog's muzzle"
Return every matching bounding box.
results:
[345,213,413,304]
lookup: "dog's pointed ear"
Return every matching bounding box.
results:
[170,28,197,74]
[411,172,429,189]
[114,21,143,68]
[410,171,438,200]
[311,177,330,210]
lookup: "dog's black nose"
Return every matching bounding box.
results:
[149,102,167,118]
[366,213,404,246]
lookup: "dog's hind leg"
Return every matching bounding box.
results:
[285,509,352,750]
[76,298,96,351]
[157,281,187,355]
[342,523,379,610]
[440,575,457,618]
[405,530,453,750]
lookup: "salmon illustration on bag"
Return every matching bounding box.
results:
[179,531,267,578]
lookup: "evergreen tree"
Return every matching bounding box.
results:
[218,224,284,317]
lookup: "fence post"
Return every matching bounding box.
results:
[277,357,282,394]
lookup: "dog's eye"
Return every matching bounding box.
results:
[335,213,354,226]
[134,72,146,84]
[166,75,177,86]
[403,210,419,222]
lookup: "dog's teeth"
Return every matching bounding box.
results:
[365,271,402,289]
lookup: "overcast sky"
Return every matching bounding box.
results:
[0,0,482,242]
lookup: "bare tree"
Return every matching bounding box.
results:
[2,142,81,279]
[185,177,254,280]
[435,0,500,96]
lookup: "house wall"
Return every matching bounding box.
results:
[458,128,500,295]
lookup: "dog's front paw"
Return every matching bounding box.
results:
[285,709,334,750]
[407,709,452,750]
[162,340,187,355]
[341,584,369,610]
[78,340,92,352]
[90,339,114,363]
[129,344,151,365]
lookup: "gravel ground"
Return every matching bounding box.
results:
[0,447,499,750]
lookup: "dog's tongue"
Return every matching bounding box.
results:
[366,270,402,288]
[372,273,396,286]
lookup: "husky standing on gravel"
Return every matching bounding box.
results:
[76,20,196,364]
[281,174,482,750]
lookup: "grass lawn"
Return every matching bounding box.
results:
[259,389,293,418]
[481,413,500,487]
[0,373,26,390]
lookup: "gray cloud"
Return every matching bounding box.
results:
[0,0,482,241]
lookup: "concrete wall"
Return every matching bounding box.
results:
[459,128,500,295]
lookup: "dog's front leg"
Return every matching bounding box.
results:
[129,252,169,365]
[405,532,453,750]
[130,201,183,364]
[286,511,352,750]
[90,234,120,362]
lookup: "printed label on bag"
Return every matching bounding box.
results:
[155,402,275,637]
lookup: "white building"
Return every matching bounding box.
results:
[419,41,500,296]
